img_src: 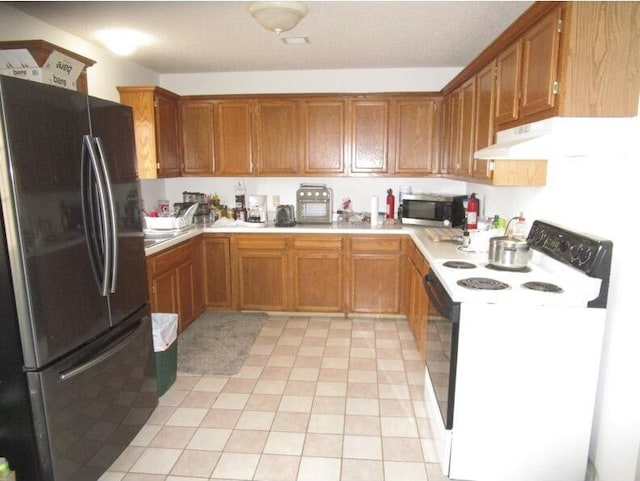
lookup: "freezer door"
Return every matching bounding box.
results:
[0,76,111,368]
[28,311,158,481]
[88,97,149,325]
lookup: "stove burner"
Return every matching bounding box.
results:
[457,277,510,290]
[443,261,476,269]
[522,281,564,293]
[485,263,531,273]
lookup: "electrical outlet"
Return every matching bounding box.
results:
[272,195,280,207]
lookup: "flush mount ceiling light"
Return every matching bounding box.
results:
[248,1,309,35]
[95,28,154,56]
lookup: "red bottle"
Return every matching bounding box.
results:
[386,189,395,219]
[466,193,479,230]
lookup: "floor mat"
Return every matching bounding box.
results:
[177,310,267,376]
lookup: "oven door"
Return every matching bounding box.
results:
[423,271,460,429]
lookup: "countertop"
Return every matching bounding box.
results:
[144,221,487,269]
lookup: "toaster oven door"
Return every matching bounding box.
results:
[297,200,331,224]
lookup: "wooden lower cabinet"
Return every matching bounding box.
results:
[406,243,430,360]
[146,238,204,334]
[290,236,344,312]
[202,235,232,308]
[232,235,288,311]
[348,236,407,314]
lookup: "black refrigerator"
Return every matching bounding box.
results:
[0,75,158,480]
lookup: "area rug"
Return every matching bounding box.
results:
[177,310,267,376]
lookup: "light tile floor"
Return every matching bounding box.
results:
[100,314,450,481]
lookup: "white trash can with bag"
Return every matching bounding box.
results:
[151,313,178,395]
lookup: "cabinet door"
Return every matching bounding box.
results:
[154,92,181,177]
[149,270,177,315]
[234,236,288,311]
[394,98,437,175]
[473,61,496,180]
[180,100,215,175]
[301,99,346,174]
[437,96,452,174]
[253,100,300,175]
[348,237,404,314]
[176,261,195,333]
[203,236,232,308]
[214,100,253,175]
[290,236,344,312]
[519,8,561,119]
[448,91,462,175]
[494,41,522,127]
[191,239,204,316]
[349,99,389,174]
[458,78,476,177]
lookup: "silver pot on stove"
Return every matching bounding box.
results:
[488,235,531,269]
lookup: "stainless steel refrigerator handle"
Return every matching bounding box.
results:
[82,135,112,296]
[58,321,142,381]
[94,137,118,294]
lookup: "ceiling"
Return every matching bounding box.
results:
[10,1,534,74]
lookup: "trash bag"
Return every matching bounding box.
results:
[151,313,178,352]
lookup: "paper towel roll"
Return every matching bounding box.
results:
[370,196,379,226]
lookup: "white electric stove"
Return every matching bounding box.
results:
[423,220,612,481]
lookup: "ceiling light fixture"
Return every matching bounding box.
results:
[95,28,153,56]
[247,1,309,35]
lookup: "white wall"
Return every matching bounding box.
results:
[161,67,462,95]
[0,3,159,100]
[3,5,639,479]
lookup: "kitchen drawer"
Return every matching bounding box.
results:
[235,235,287,250]
[292,235,343,250]
[350,236,403,253]
[147,240,192,275]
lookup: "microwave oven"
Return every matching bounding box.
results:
[296,184,332,224]
[400,194,467,227]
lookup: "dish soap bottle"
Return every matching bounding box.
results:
[514,212,527,237]
[0,457,15,481]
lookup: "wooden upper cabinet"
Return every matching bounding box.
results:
[448,91,462,174]
[473,61,496,180]
[494,41,522,127]
[349,99,389,174]
[494,7,561,128]
[213,100,253,175]
[458,78,476,177]
[180,100,215,175]
[117,86,181,179]
[558,2,639,117]
[436,96,452,174]
[253,100,301,175]
[519,7,562,120]
[301,99,346,174]
[394,98,437,175]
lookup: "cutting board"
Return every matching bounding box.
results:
[424,227,463,242]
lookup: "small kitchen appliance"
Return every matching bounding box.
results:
[275,204,296,227]
[247,195,267,223]
[423,220,612,481]
[296,183,332,224]
[400,193,466,227]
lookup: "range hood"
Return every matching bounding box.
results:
[474,116,638,160]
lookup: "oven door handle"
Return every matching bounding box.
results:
[423,272,458,321]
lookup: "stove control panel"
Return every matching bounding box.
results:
[527,221,612,278]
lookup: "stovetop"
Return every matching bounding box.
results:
[430,220,613,308]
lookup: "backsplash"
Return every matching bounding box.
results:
[140,176,466,219]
